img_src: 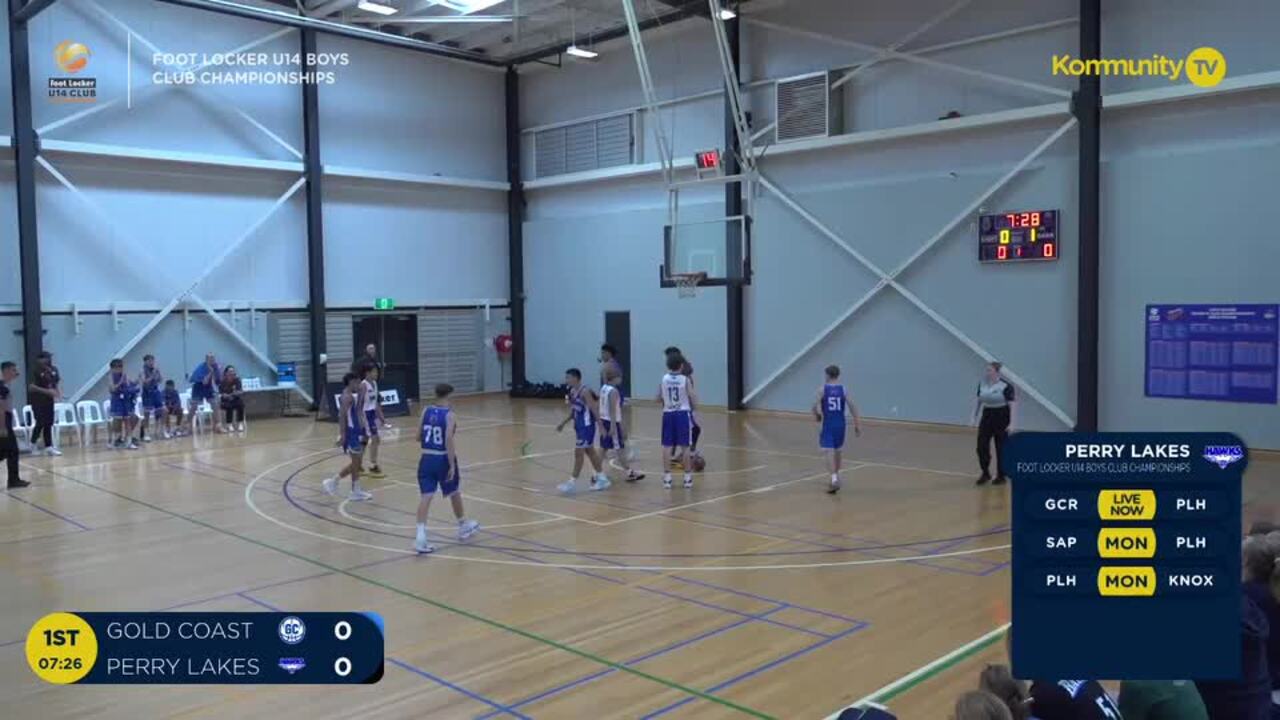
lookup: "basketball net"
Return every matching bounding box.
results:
[674,273,704,299]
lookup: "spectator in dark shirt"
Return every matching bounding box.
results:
[27,350,62,456]
[1242,533,1280,692]
[219,365,245,433]
[1196,594,1272,720]
[0,361,30,488]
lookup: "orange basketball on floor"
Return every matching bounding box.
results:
[691,455,706,472]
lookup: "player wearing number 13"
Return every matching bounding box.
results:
[659,354,697,490]
[414,383,479,554]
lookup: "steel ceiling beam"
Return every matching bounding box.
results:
[508,0,705,65]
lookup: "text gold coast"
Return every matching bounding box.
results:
[106,621,253,641]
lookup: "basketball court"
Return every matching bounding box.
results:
[1,398,1276,718]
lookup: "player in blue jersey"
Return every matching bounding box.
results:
[108,358,140,450]
[659,353,698,489]
[413,383,479,554]
[138,354,165,441]
[555,368,609,494]
[323,372,373,501]
[812,365,861,494]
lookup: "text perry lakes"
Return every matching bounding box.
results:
[1064,444,1191,459]
[105,621,261,678]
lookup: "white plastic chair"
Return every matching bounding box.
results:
[52,402,80,448]
[9,408,30,448]
[76,400,108,446]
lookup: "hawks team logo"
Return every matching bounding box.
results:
[1202,445,1243,469]
[278,657,306,674]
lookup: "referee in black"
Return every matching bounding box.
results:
[28,350,62,456]
[972,361,1016,485]
[1,361,30,488]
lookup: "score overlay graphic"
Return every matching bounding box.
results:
[26,612,384,685]
[1010,432,1245,679]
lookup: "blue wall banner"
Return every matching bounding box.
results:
[1010,432,1244,680]
[1145,304,1279,403]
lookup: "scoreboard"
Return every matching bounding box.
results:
[978,209,1059,263]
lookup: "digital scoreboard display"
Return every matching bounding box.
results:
[694,149,721,171]
[978,209,1059,263]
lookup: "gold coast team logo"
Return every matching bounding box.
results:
[49,41,96,103]
[54,41,90,73]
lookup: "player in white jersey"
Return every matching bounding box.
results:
[599,366,644,483]
[658,353,698,489]
[360,364,386,478]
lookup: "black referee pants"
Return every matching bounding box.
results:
[976,406,1011,479]
[31,402,54,449]
[1,432,19,485]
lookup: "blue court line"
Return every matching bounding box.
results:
[479,528,832,639]
[3,492,92,530]
[389,659,534,720]
[239,591,527,719]
[462,528,869,719]
[640,621,870,719]
[474,610,779,720]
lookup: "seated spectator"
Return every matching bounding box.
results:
[955,690,1014,720]
[1118,680,1208,720]
[980,664,1032,720]
[1004,626,1122,719]
[219,365,245,433]
[162,379,184,438]
[1243,534,1280,692]
[1195,593,1273,719]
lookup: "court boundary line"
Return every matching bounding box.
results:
[36,452,777,720]
[821,623,1010,718]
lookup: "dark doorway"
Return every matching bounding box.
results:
[354,314,419,401]
[604,311,632,397]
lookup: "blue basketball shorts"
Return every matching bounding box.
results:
[661,410,692,448]
[600,420,625,450]
[364,409,379,437]
[417,454,460,496]
[342,425,366,454]
[819,422,846,450]
[575,421,596,448]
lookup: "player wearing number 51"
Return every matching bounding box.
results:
[812,365,861,495]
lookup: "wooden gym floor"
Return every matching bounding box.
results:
[2,394,1277,719]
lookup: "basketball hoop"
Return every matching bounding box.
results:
[672,272,706,299]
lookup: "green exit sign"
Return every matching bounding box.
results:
[373,297,395,310]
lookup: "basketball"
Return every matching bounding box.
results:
[691,455,706,472]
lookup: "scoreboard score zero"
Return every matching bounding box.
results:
[979,209,1059,263]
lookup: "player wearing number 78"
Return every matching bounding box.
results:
[812,365,861,495]
[413,384,479,554]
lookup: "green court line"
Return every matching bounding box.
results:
[869,626,1008,706]
[38,467,776,720]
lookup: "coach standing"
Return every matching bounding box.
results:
[1,361,30,487]
[352,343,384,377]
[28,350,62,456]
